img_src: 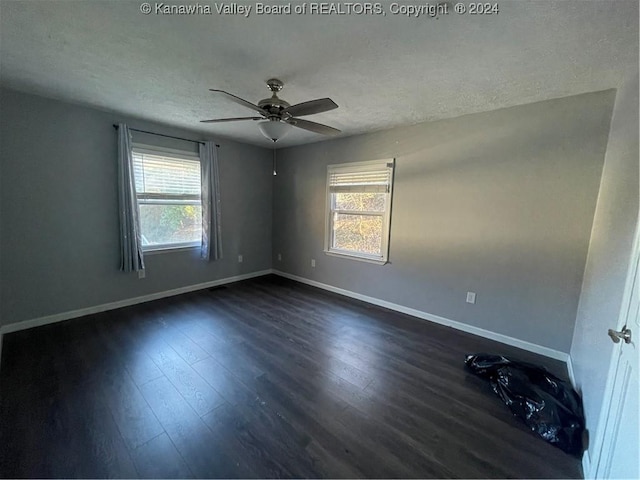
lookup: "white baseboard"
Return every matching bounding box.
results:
[0,269,273,337]
[273,270,569,362]
[582,449,592,478]
[0,268,570,374]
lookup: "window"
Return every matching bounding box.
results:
[325,159,394,264]
[132,146,202,251]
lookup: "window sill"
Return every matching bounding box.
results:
[143,244,200,255]
[324,249,388,265]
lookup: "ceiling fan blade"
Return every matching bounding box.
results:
[200,117,262,123]
[287,118,341,136]
[283,98,338,117]
[209,89,266,115]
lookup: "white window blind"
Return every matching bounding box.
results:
[133,152,201,201]
[329,168,392,193]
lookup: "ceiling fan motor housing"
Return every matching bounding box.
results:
[258,79,290,119]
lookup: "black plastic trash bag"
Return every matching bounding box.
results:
[465,353,585,455]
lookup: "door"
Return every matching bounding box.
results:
[592,222,639,479]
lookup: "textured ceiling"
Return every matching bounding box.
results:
[1,0,637,147]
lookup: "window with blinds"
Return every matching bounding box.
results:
[325,159,394,263]
[132,147,202,250]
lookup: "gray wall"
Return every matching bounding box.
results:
[273,91,615,353]
[570,75,639,452]
[0,86,624,360]
[0,88,273,327]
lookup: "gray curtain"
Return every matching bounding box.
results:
[199,141,222,260]
[117,123,145,272]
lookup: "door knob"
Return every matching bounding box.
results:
[608,327,632,344]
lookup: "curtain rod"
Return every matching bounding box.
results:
[112,124,219,147]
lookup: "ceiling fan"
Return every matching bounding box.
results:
[201,78,341,142]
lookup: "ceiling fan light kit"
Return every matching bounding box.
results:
[201,78,341,142]
[258,119,292,142]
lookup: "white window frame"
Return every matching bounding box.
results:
[324,159,395,264]
[132,143,202,253]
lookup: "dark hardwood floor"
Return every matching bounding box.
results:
[0,275,582,478]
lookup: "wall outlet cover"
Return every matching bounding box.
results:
[466,292,476,304]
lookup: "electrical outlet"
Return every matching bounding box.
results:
[238,254,243,263]
[466,292,476,304]
[277,253,282,261]
[311,259,316,268]
[138,269,146,279]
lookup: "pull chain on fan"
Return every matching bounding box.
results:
[273,148,277,176]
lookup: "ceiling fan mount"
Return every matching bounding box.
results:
[266,78,284,93]
[201,78,341,142]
